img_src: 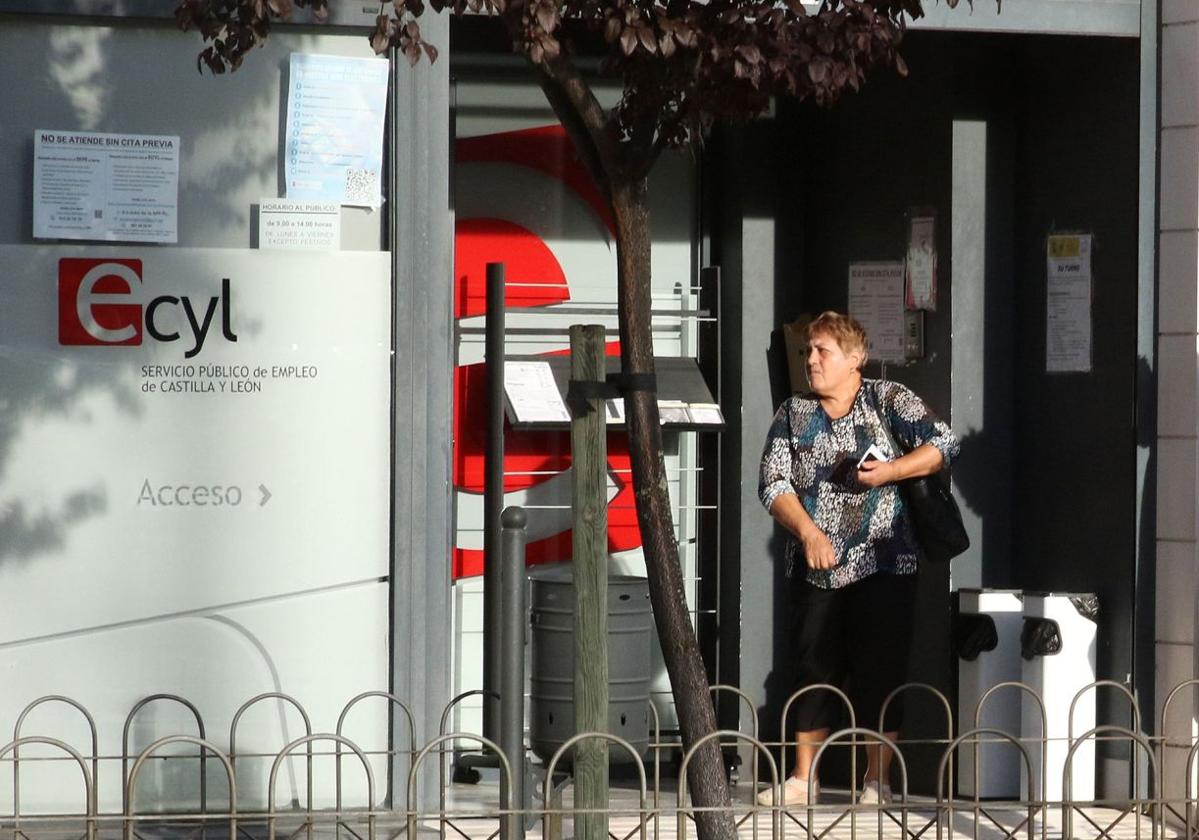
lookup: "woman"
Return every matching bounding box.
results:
[756,311,959,807]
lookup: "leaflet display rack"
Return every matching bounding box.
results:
[476,261,728,746]
[503,356,725,432]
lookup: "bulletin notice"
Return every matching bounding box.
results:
[33,129,180,243]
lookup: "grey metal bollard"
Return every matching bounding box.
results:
[500,506,528,840]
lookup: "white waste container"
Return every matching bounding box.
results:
[956,589,1024,798]
[1019,592,1098,804]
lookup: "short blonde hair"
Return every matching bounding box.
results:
[806,311,868,362]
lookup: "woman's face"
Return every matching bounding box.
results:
[806,330,863,395]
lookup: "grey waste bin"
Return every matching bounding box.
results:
[955,589,1024,798]
[528,564,652,764]
[1019,592,1098,803]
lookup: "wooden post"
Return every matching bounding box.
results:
[570,324,608,840]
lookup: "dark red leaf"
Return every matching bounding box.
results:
[619,26,637,54]
[636,24,656,52]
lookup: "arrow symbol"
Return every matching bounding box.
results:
[259,484,272,507]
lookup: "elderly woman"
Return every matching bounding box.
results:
[756,311,959,807]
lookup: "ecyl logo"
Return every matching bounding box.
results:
[58,258,238,358]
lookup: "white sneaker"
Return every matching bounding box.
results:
[756,775,819,806]
[858,780,892,805]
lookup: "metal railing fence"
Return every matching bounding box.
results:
[0,679,1194,840]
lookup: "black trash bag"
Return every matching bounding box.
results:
[1020,618,1062,660]
[955,613,999,661]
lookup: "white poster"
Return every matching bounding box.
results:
[848,261,906,363]
[285,53,389,208]
[33,130,179,243]
[1046,234,1093,373]
[259,198,341,250]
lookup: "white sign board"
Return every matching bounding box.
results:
[0,246,391,640]
[1046,234,1093,373]
[33,130,179,243]
[285,53,389,208]
[0,246,394,811]
[259,199,341,250]
[848,261,906,364]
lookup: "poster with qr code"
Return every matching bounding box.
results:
[285,53,389,208]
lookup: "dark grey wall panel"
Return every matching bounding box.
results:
[388,14,454,807]
[1007,35,1141,794]
[725,30,1141,795]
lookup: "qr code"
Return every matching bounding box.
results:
[344,168,379,206]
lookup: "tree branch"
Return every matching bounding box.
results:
[528,50,620,200]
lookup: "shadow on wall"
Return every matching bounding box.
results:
[0,354,127,563]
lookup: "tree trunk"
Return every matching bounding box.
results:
[610,178,736,840]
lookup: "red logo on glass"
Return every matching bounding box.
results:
[58,258,144,347]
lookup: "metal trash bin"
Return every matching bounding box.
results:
[1019,592,1098,803]
[528,564,652,764]
[955,588,1024,798]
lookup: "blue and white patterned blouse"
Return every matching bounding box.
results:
[758,378,960,589]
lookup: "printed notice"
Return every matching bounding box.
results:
[504,361,571,424]
[33,130,179,243]
[285,53,389,208]
[848,261,906,363]
[905,215,937,311]
[1046,234,1093,373]
[259,199,341,250]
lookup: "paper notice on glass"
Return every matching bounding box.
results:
[33,129,179,243]
[848,261,906,363]
[905,215,937,311]
[658,400,691,425]
[1046,234,1093,373]
[285,53,389,208]
[504,361,571,424]
[259,199,341,250]
[687,403,725,426]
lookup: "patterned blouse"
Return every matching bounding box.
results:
[758,378,960,589]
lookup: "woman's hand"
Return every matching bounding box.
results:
[856,458,897,488]
[857,444,945,488]
[768,493,838,570]
[800,526,837,570]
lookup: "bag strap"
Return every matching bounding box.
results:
[869,381,908,458]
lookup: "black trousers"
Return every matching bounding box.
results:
[788,571,918,733]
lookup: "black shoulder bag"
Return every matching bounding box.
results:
[870,384,970,564]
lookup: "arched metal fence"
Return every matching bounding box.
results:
[0,679,1195,840]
